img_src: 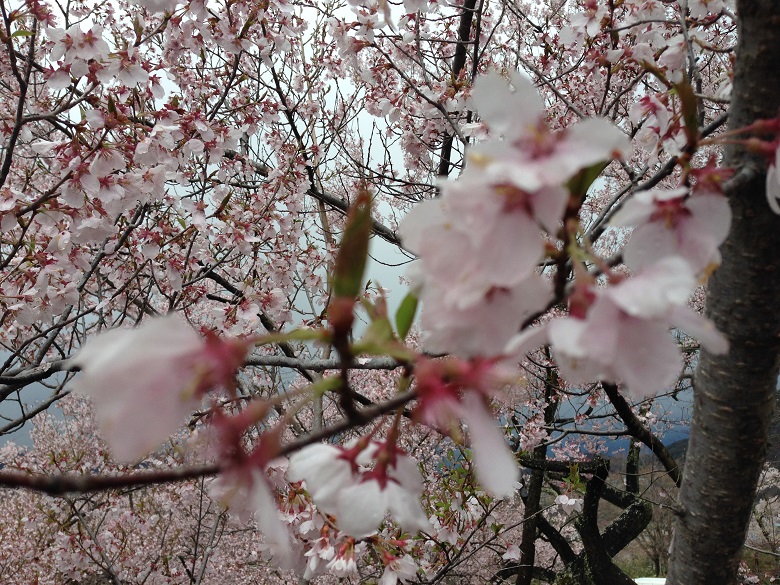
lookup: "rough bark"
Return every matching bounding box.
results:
[667,3,780,583]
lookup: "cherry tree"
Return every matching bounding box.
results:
[0,0,778,584]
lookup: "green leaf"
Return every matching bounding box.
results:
[565,463,585,493]
[356,316,395,347]
[566,161,609,199]
[11,29,35,38]
[394,292,418,340]
[332,190,372,299]
[354,341,414,361]
[352,318,415,360]
[254,328,328,346]
[307,375,342,398]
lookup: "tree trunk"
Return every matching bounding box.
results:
[667,3,780,583]
[516,364,557,585]
[437,0,478,178]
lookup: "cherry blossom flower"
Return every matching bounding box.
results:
[379,554,418,585]
[689,0,726,19]
[398,175,556,357]
[287,443,359,513]
[502,544,521,561]
[413,358,518,498]
[70,316,249,462]
[399,181,561,308]
[326,544,359,578]
[545,258,728,398]
[555,494,583,515]
[210,468,297,569]
[129,0,182,14]
[303,536,335,578]
[414,274,552,357]
[399,71,629,359]
[288,440,430,537]
[337,471,430,538]
[468,72,631,188]
[611,187,731,274]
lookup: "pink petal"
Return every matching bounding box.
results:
[70,317,206,461]
[249,472,296,570]
[623,222,678,271]
[610,197,654,227]
[397,199,448,254]
[687,195,731,245]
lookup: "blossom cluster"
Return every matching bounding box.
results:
[288,440,429,539]
[400,71,729,400]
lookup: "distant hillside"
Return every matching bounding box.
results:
[665,437,688,462]
[643,393,780,468]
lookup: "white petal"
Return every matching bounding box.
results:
[571,118,632,160]
[385,483,431,534]
[390,454,424,494]
[668,305,729,355]
[504,324,549,358]
[250,471,296,569]
[287,444,353,513]
[614,319,682,399]
[767,165,780,215]
[461,392,517,498]
[337,481,386,538]
[470,72,543,138]
[549,317,589,359]
[608,257,696,318]
[286,443,339,482]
